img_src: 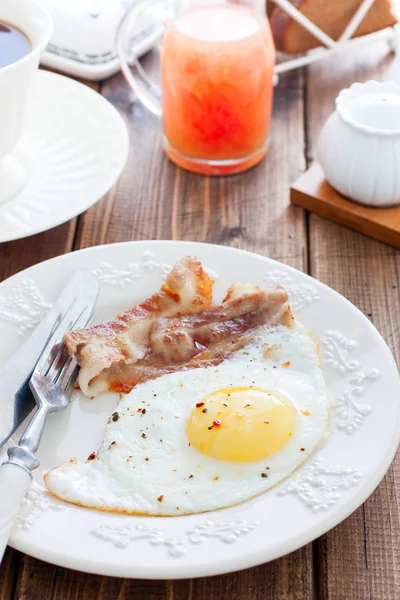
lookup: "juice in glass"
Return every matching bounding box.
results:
[161,4,275,175]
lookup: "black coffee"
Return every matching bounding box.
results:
[0,21,31,68]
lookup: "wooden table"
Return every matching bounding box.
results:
[1,40,399,600]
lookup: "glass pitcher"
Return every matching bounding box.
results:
[117,0,275,176]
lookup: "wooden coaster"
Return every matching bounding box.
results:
[290,162,400,250]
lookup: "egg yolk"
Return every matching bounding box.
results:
[186,387,297,462]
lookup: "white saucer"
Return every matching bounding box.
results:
[0,70,129,243]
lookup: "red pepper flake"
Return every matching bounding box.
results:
[282,361,291,368]
[137,407,142,413]
[300,447,305,452]
[213,475,219,481]
[213,419,222,428]
[87,452,96,461]
[111,412,119,422]
[196,402,205,408]
[157,495,164,502]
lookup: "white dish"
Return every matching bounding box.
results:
[0,241,399,579]
[0,70,128,243]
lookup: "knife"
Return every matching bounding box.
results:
[0,270,99,450]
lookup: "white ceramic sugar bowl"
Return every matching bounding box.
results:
[317,80,400,207]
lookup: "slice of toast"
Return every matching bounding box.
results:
[269,0,398,54]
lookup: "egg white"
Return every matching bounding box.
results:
[45,321,329,515]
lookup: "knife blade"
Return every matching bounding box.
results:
[0,269,99,449]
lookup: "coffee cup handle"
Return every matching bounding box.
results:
[117,0,168,118]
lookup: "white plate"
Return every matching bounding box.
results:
[0,70,128,243]
[1,241,399,579]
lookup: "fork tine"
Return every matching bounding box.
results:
[43,341,67,378]
[34,298,77,376]
[87,311,96,326]
[53,310,96,393]
[52,351,71,385]
[45,305,90,380]
[61,362,80,395]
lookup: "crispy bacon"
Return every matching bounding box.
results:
[90,284,293,395]
[64,256,214,396]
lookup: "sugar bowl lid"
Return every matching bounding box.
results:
[335,80,400,136]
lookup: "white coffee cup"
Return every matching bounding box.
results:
[0,0,53,205]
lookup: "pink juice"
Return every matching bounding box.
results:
[161,4,275,174]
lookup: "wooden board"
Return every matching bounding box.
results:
[291,162,400,249]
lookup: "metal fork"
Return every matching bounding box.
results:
[0,303,94,562]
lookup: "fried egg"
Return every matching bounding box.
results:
[45,321,329,515]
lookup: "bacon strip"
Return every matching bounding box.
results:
[64,256,214,396]
[95,284,293,394]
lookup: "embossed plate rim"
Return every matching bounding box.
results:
[1,241,399,579]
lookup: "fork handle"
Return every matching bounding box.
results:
[0,459,34,563]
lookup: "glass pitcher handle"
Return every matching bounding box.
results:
[117,0,169,118]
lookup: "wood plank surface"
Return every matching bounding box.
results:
[306,41,400,600]
[0,37,399,600]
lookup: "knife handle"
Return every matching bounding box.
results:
[0,462,31,563]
